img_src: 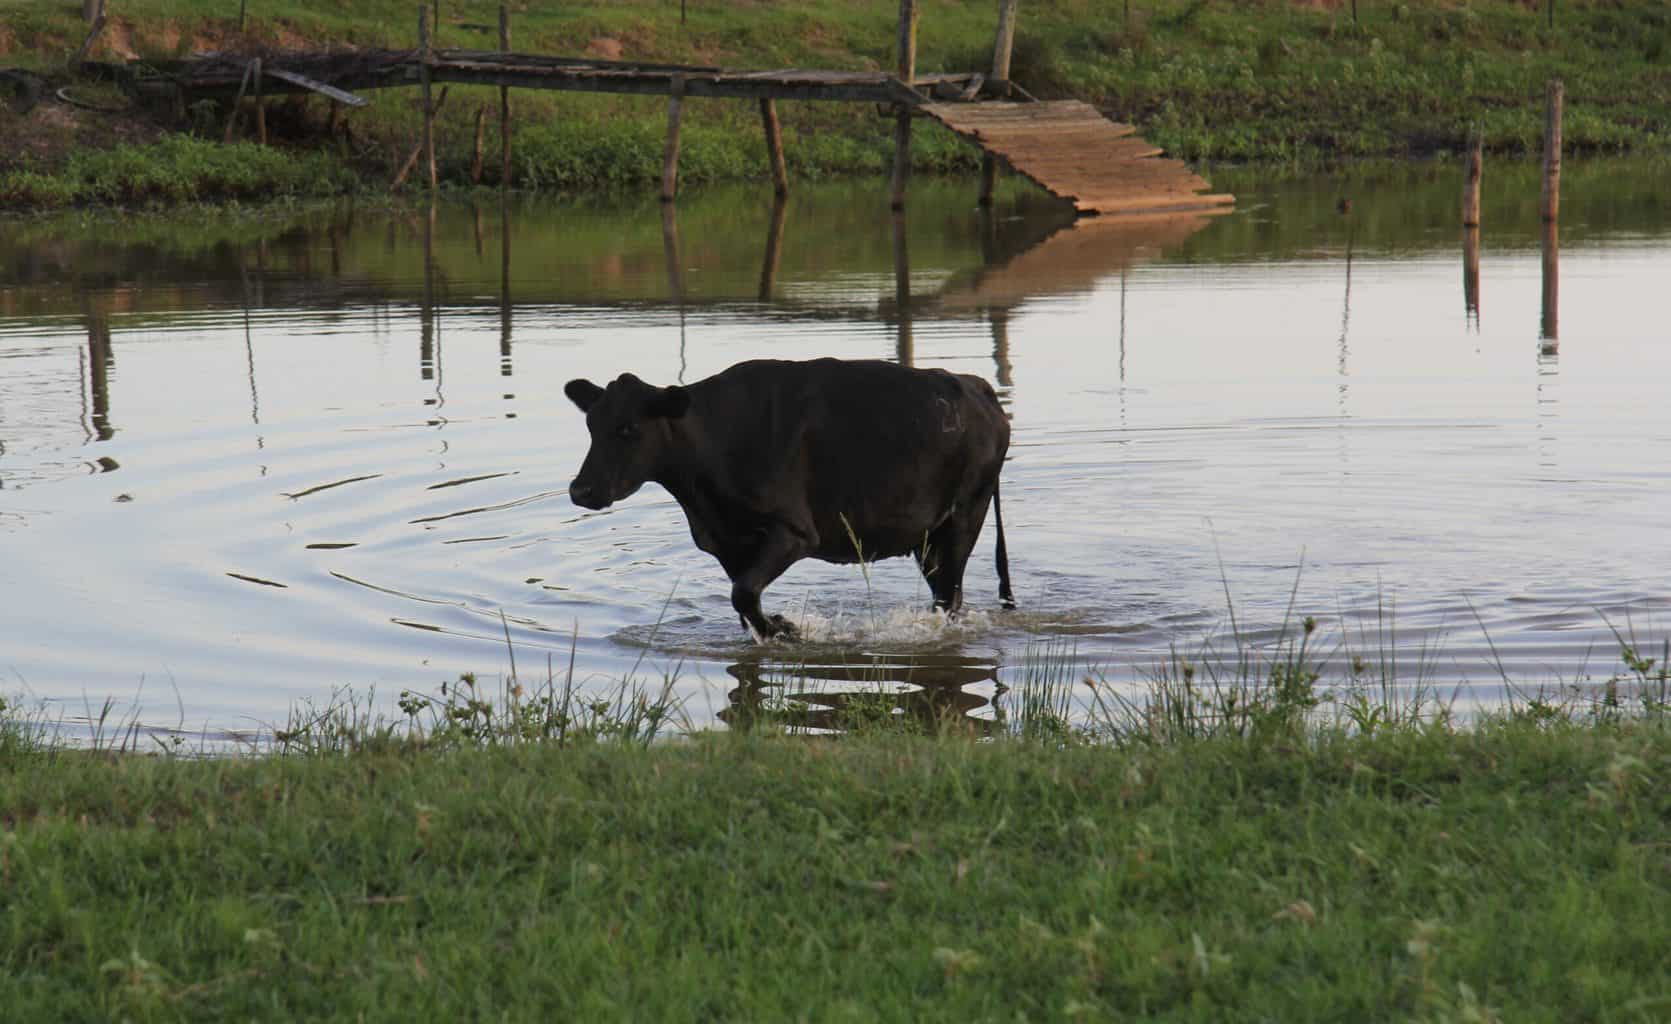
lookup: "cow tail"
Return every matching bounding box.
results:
[993,482,1016,609]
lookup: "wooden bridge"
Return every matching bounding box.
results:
[131,2,1230,217]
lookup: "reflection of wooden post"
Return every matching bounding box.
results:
[1461,125,1482,227]
[662,203,684,305]
[253,58,267,145]
[1540,221,1558,354]
[889,0,918,211]
[420,7,437,194]
[470,106,486,184]
[662,75,686,203]
[758,196,787,302]
[759,99,788,198]
[421,202,436,380]
[87,313,114,441]
[1541,79,1562,223]
[979,0,1019,206]
[499,4,512,187]
[989,309,1013,388]
[499,194,513,376]
[1463,227,1480,328]
[892,211,913,366]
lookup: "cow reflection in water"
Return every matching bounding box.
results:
[719,652,1003,736]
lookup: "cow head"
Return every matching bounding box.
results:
[564,373,690,510]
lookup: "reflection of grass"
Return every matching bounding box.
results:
[3,641,1668,1018]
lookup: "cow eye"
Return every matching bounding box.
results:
[615,423,640,441]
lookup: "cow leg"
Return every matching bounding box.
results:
[918,493,995,616]
[727,525,810,641]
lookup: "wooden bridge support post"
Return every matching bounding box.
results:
[499,4,512,187]
[1541,79,1562,223]
[759,99,789,197]
[979,0,1019,206]
[419,7,437,194]
[662,75,687,203]
[1461,125,1482,227]
[889,0,919,211]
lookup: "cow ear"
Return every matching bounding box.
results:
[646,385,689,420]
[565,379,604,412]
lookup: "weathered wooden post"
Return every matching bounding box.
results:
[239,0,247,33]
[759,99,789,197]
[662,74,687,202]
[82,0,102,23]
[1541,78,1562,222]
[889,0,919,211]
[419,7,437,194]
[223,60,255,142]
[758,196,787,302]
[420,201,437,381]
[979,0,1019,206]
[1463,226,1480,328]
[499,4,512,187]
[1461,124,1483,227]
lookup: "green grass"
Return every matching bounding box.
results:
[0,134,357,205]
[3,629,1670,1020]
[2,0,1668,207]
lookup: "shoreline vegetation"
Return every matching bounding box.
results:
[2,0,1668,209]
[3,625,1669,1018]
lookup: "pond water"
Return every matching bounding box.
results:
[2,159,1668,741]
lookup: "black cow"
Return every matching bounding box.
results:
[564,358,1015,639]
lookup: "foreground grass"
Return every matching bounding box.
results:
[2,0,1668,206]
[3,686,1669,1019]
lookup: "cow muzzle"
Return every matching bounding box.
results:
[568,480,612,510]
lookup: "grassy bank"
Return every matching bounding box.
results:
[2,0,1667,207]
[3,650,1670,1019]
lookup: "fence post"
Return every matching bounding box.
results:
[889,0,919,211]
[979,0,1019,206]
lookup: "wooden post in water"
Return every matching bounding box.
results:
[1541,78,1562,222]
[662,75,687,203]
[889,0,919,211]
[499,4,512,187]
[419,7,437,195]
[759,99,789,198]
[979,0,1019,206]
[1461,124,1483,227]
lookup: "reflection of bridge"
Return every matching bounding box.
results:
[3,194,1225,458]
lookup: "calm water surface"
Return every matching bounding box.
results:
[2,161,1668,739]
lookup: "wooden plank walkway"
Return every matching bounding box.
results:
[921,100,1234,216]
